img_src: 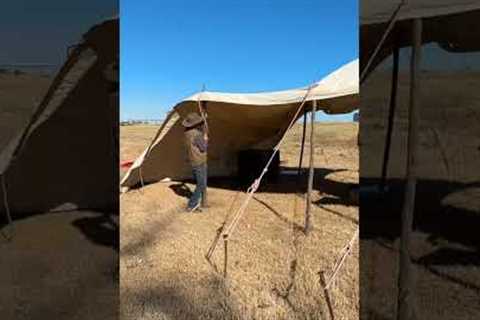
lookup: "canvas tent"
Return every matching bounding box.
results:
[360,2,480,319]
[0,17,118,217]
[121,59,359,189]
[360,0,480,185]
[361,0,480,80]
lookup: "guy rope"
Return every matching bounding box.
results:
[205,82,317,276]
[360,0,406,84]
[196,84,209,134]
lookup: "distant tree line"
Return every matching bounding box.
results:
[0,68,26,75]
[120,119,164,126]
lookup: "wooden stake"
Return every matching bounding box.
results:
[320,271,335,320]
[305,100,317,234]
[397,18,422,320]
[380,36,400,191]
[223,235,228,278]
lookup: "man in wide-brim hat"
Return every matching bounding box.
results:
[182,112,208,212]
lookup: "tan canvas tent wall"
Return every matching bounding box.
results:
[0,18,118,215]
[121,59,359,189]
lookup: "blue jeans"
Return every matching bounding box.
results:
[188,164,207,209]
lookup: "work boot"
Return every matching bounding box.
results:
[186,203,202,213]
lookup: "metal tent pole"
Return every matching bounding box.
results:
[397,17,422,320]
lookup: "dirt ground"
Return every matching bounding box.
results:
[0,211,118,320]
[120,122,359,319]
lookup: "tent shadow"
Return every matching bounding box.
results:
[167,167,358,228]
[361,178,480,253]
[361,178,480,303]
[176,167,355,195]
[1,209,119,252]
[169,183,192,199]
[120,206,180,258]
[417,247,480,267]
[71,213,119,251]
[121,276,245,320]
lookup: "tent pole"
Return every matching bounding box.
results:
[1,175,14,241]
[200,101,208,208]
[297,106,308,178]
[305,100,317,235]
[380,34,400,191]
[397,18,422,320]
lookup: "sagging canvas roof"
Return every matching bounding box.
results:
[361,1,480,78]
[183,59,358,112]
[1,17,118,214]
[121,59,358,189]
[361,0,480,25]
[361,1,480,184]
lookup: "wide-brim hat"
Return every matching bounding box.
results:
[182,112,205,128]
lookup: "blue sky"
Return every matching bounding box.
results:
[121,0,358,121]
[0,1,117,68]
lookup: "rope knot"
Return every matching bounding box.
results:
[251,179,260,192]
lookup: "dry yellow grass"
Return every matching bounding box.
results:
[0,211,118,320]
[120,122,359,319]
[359,70,480,319]
[0,73,52,152]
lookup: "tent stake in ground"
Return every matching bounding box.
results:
[305,100,317,234]
[320,271,336,320]
[397,17,422,320]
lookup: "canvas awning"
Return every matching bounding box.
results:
[121,59,359,189]
[361,0,480,25]
[361,0,480,77]
[1,17,118,214]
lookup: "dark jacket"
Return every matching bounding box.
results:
[184,127,207,166]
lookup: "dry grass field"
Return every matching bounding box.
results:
[0,72,51,153]
[360,70,480,319]
[0,73,118,320]
[120,122,359,319]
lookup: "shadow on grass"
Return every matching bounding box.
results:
[0,208,119,251]
[72,213,119,251]
[120,206,181,258]
[149,167,354,195]
[362,179,480,318]
[169,183,192,199]
[361,178,480,252]
[122,277,245,320]
[253,195,304,231]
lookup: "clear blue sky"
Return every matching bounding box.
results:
[121,0,358,121]
[0,1,117,67]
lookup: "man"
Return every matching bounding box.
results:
[182,112,208,212]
